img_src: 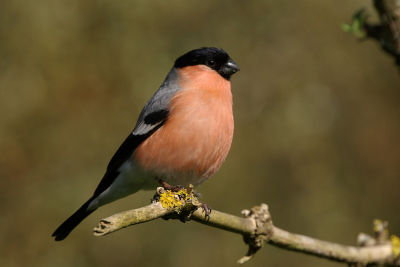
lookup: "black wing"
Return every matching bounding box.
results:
[93,109,169,196]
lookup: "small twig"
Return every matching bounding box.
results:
[372,0,400,61]
[93,202,169,236]
[343,0,400,67]
[269,226,393,265]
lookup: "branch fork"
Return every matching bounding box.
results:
[238,204,273,264]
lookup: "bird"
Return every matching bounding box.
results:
[52,47,240,241]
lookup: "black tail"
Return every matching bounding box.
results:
[52,198,97,241]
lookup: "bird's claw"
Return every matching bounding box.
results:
[200,202,212,221]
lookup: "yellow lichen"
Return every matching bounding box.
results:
[391,235,400,258]
[159,191,179,209]
[159,189,193,209]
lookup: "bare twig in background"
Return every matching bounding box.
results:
[343,0,400,67]
[94,187,400,266]
[368,0,400,65]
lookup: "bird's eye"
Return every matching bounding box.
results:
[206,59,216,67]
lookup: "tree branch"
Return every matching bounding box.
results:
[93,187,400,266]
[343,0,400,67]
[368,0,400,66]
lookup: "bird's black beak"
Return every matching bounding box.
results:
[226,59,240,72]
[219,59,240,80]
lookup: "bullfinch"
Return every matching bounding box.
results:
[52,47,240,241]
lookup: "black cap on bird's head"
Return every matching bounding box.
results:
[174,47,240,80]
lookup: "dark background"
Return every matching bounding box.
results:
[1,1,399,266]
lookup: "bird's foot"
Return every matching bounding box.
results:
[199,201,212,221]
[158,179,184,192]
[190,190,210,220]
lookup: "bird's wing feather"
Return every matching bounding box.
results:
[93,68,181,196]
[93,109,169,196]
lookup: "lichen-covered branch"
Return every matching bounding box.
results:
[93,187,400,266]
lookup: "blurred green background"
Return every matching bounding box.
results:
[1,0,399,266]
